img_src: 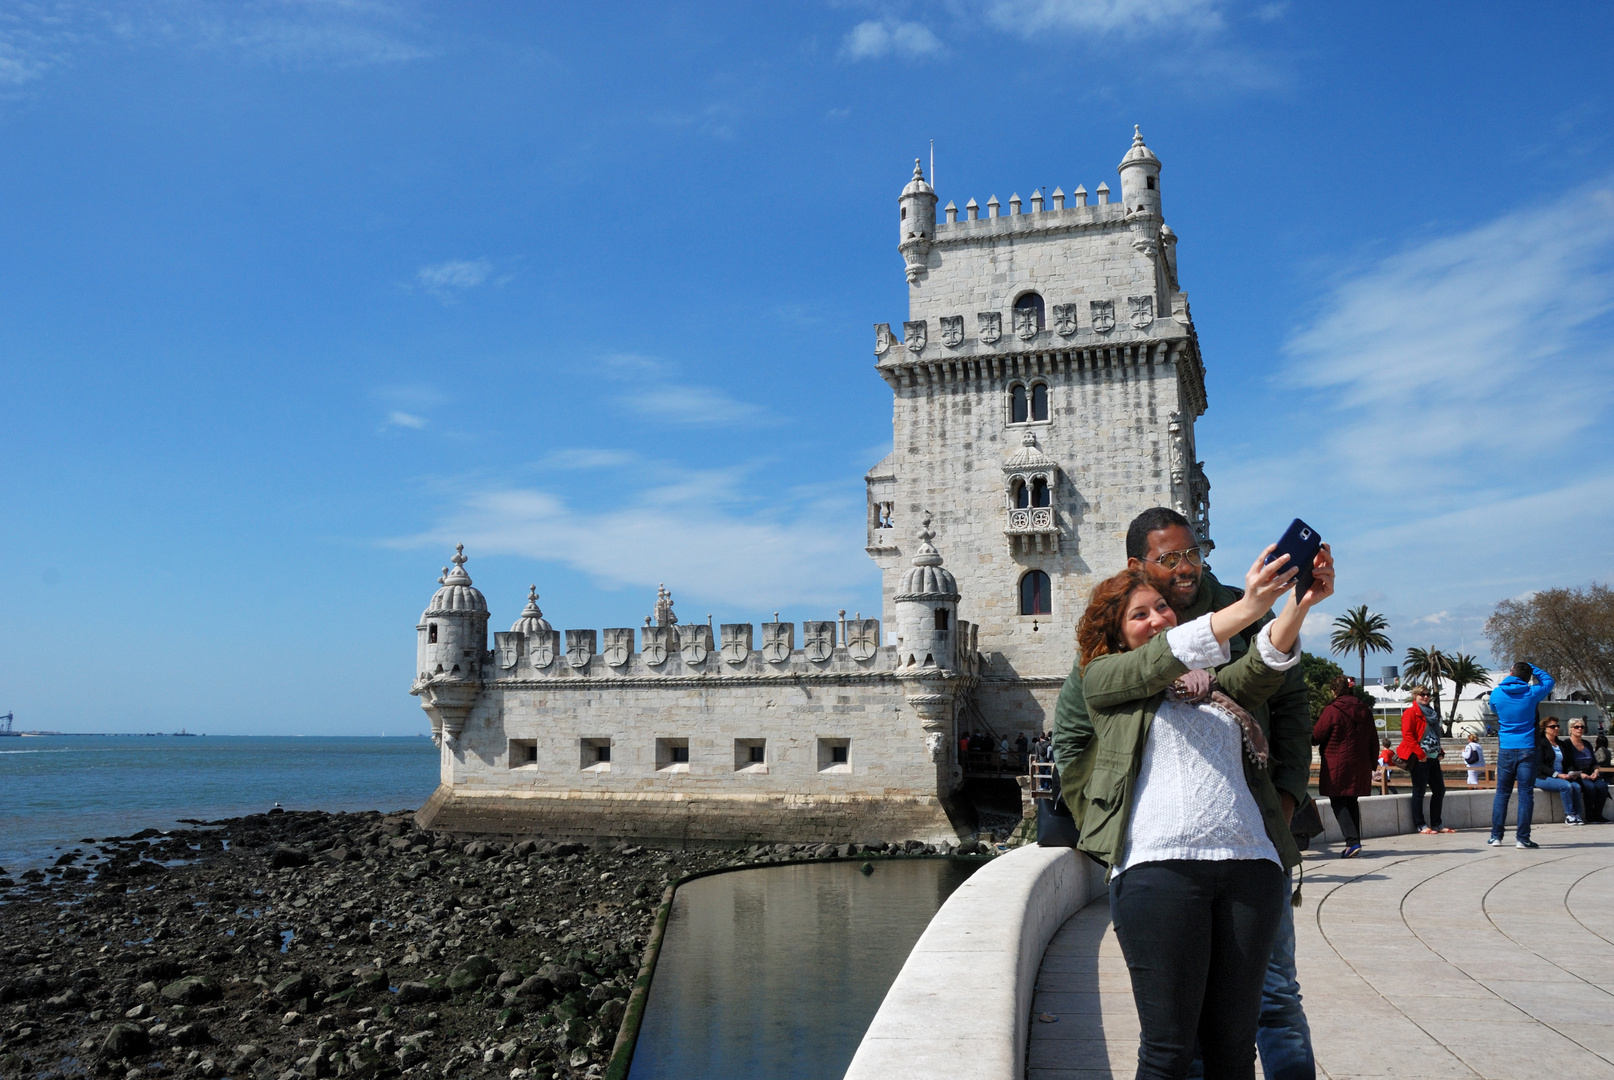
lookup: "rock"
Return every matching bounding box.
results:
[596,997,627,1029]
[167,1022,212,1047]
[137,959,183,983]
[514,974,552,1000]
[395,981,434,1005]
[269,845,309,869]
[160,975,221,1005]
[446,954,497,991]
[812,844,837,859]
[43,988,85,1011]
[562,1017,590,1048]
[272,972,311,1001]
[462,841,491,860]
[100,1023,151,1058]
[355,970,388,994]
[535,963,579,993]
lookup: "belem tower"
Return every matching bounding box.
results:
[411,128,1212,844]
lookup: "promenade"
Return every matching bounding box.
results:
[1028,825,1614,1080]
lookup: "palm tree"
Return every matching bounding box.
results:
[1330,606,1393,686]
[1402,646,1450,717]
[1445,653,1493,730]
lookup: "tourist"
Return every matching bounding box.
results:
[1065,536,1333,1080]
[1564,720,1608,822]
[1312,675,1376,858]
[1052,507,1327,1080]
[1534,718,1586,825]
[1488,662,1555,848]
[1396,688,1451,835]
[1016,731,1030,771]
[1378,738,1395,769]
[1596,733,1612,773]
[1462,733,1485,787]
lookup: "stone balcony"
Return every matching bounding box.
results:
[1004,507,1058,554]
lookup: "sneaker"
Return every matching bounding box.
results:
[1487,837,1503,846]
[1517,838,1540,849]
[1568,817,1585,826]
[1341,843,1363,858]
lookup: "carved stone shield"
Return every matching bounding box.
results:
[641,626,669,667]
[565,629,595,670]
[846,619,880,662]
[494,632,520,671]
[603,627,633,667]
[1053,303,1078,337]
[720,623,752,665]
[762,622,793,664]
[978,311,1002,344]
[903,319,927,353]
[1013,306,1037,341]
[1128,295,1154,328]
[803,621,837,663]
[531,629,557,670]
[874,322,894,356]
[678,624,711,666]
[1091,300,1115,334]
[939,315,964,348]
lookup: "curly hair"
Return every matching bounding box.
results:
[1077,568,1161,668]
[1329,675,1353,698]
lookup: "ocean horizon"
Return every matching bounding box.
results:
[0,734,440,875]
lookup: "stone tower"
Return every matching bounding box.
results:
[866,127,1211,732]
[412,544,489,746]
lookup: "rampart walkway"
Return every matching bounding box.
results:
[1028,826,1614,1080]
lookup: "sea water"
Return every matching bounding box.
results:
[628,858,980,1080]
[0,735,439,873]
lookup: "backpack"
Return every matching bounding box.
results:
[1462,743,1481,766]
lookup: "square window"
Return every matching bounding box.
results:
[734,738,767,773]
[509,739,538,768]
[656,738,690,773]
[817,737,851,773]
[580,738,612,772]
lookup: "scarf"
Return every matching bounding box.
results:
[1168,668,1270,768]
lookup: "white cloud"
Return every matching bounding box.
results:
[841,19,943,61]
[600,353,772,427]
[393,458,875,611]
[385,410,426,429]
[415,258,491,301]
[982,0,1227,38]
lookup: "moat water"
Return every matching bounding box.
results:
[628,858,982,1080]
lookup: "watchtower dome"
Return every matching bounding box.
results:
[1117,125,1162,219]
[894,515,960,670]
[416,544,489,682]
[898,159,938,284]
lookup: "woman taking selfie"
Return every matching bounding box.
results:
[1066,544,1333,1080]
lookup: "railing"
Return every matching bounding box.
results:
[961,750,1031,777]
[1004,507,1056,533]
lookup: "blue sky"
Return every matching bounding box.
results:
[2,1,1611,734]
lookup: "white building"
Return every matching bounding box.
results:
[412,130,1216,844]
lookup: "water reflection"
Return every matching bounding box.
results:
[629,858,980,1080]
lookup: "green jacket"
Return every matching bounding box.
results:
[1051,571,1310,872]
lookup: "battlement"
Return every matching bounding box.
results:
[935,187,1134,239]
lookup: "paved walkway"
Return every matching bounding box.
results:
[1027,825,1614,1079]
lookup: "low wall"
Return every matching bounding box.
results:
[1312,786,1569,843]
[843,844,1105,1080]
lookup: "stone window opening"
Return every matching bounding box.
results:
[428,624,438,644]
[656,738,690,772]
[510,739,539,768]
[1009,382,1049,425]
[1011,479,1028,509]
[1012,384,1029,424]
[934,608,950,631]
[1014,291,1046,331]
[735,739,767,773]
[1020,570,1052,616]
[581,738,612,772]
[1031,477,1049,507]
[1032,383,1048,421]
[818,737,851,773]
[1147,176,1156,190]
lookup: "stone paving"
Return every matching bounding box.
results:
[1027,825,1614,1079]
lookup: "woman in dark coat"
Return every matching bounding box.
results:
[1313,676,1379,857]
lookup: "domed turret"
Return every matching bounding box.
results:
[1118,125,1162,219]
[416,544,490,682]
[898,159,938,285]
[511,585,551,634]
[894,513,960,670]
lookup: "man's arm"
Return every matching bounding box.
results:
[1531,665,1555,703]
[1265,660,1313,822]
[1051,659,1091,778]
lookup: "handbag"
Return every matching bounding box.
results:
[1289,798,1324,850]
[1036,762,1081,849]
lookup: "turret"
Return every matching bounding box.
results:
[894,513,960,670]
[412,544,489,746]
[898,159,938,285]
[1117,125,1162,219]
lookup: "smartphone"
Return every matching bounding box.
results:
[1265,518,1321,600]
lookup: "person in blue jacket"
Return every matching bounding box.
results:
[1488,662,1555,848]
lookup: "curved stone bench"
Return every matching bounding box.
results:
[843,843,1107,1080]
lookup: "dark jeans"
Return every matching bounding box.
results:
[1110,859,1287,1080]
[1330,797,1362,845]
[1577,776,1610,821]
[1409,758,1445,829]
[1491,747,1538,841]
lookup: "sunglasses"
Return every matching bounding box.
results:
[1150,547,1205,571]
[1545,723,1560,729]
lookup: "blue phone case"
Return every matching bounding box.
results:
[1266,518,1321,599]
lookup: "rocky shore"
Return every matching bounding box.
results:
[0,809,984,1080]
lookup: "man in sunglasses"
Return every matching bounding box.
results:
[1054,506,1332,1080]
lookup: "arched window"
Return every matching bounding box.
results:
[1019,570,1051,616]
[1011,479,1028,509]
[1031,477,1050,507]
[1014,292,1046,331]
[1031,382,1048,422]
[1011,384,1028,423]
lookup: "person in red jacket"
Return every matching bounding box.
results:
[1314,676,1379,857]
[1397,687,1453,834]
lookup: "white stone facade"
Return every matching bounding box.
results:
[413,129,1211,844]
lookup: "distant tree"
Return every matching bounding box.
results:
[1444,653,1493,731]
[1402,646,1450,715]
[1301,652,1346,724]
[1330,605,1393,686]
[1485,585,1614,703]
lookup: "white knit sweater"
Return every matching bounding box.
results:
[1114,613,1300,877]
